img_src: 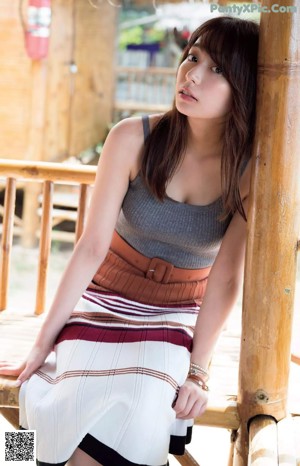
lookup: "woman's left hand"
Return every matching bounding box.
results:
[173,379,208,419]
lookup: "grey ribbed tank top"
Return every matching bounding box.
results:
[115,115,232,269]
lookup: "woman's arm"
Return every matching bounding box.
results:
[0,117,144,383]
[174,161,252,419]
[35,117,143,350]
[190,195,249,370]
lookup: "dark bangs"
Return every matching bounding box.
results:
[180,16,259,100]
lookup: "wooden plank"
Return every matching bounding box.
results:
[0,159,96,184]
[35,181,53,315]
[0,0,32,160]
[69,0,117,156]
[0,0,116,163]
[277,417,297,465]
[0,178,16,311]
[42,0,74,163]
[248,416,278,466]
[0,408,19,429]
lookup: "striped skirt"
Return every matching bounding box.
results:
[19,232,210,466]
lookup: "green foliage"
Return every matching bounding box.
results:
[119,25,165,49]
[119,26,144,49]
[146,27,165,43]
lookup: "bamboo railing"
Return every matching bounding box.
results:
[0,160,95,315]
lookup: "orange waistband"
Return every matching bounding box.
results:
[110,231,211,284]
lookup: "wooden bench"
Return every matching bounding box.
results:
[0,159,245,465]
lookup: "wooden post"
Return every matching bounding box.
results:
[22,60,48,248]
[75,184,89,244]
[0,178,16,311]
[237,0,300,463]
[35,181,53,315]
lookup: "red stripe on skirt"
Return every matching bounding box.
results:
[55,323,193,352]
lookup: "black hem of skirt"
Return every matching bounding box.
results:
[20,425,191,466]
[78,433,169,466]
[169,425,193,455]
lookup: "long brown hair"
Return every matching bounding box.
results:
[141,16,259,220]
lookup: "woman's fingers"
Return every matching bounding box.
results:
[16,365,36,385]
[173,380,208,419]
[0,360,35,386]
[173,384,190,415]
[177,398,208,420]
[0,362,26,376]
[0,345,52,387]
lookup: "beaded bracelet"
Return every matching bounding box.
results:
[189,362,209,382]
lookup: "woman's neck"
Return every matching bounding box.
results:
[186,117,227,158]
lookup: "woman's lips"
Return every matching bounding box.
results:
[178,88,198,101]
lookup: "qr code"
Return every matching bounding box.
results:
[1,430,36,464]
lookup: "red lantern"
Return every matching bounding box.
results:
[24,0,52,60]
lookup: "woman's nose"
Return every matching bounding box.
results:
[185,65,202,85]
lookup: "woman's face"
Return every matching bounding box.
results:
[175,39,232,120]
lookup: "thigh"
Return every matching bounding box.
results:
[67,447,103,466]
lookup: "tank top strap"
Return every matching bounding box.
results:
[141,115,150,142]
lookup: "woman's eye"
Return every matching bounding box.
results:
[187,54,197,63]
[212,66,223,75]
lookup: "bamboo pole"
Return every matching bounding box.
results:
[0,178,16,311]
[227,431,236,466]
[232,426,248,466]
[35,181,53,315]
[174,450,200,466]
[239,0,300,417]
[194,397,240,429]
[237,0,300,463]
[248,415,278,466]
[277,417,297,465]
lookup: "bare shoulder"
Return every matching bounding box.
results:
[104,117,145,181]
[106,114,165,180]
[109,116,144,146]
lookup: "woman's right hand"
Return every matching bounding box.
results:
[0,344,52,387]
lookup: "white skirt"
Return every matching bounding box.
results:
[19,288,199,466]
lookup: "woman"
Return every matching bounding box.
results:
[0,15,259,466]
